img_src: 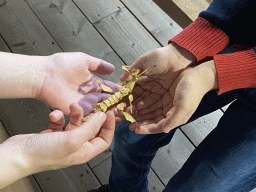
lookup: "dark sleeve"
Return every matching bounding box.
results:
[199,0,256,46]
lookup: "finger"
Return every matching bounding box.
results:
[132,85,145,100]
[102,80,121,92]
[67,111,115,164]
[90,111,115,155]
[69,103,84,127]
[162,106,192,133]
[130,116,166,134]
[119,55,152,82]
[48,110,65,132]
[134,108,162,122]
[73,112,107,145]
[124,90,151,114]
[115,116,122,125]
[100,93,113,102]
[74,110,115,162]
[134,92,161,111]
[78,76,102,94]
[86,55,114,75]
[78,92,102,116]
[93,110,115,145]
[138,99,162,115]
[138,81,167,95]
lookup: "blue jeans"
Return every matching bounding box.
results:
[109,47,256,192]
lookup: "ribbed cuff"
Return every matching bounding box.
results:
[169,17,229,62]
[214,49,256,94]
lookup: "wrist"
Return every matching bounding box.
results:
[0,140,33,189]
[0,52,47,99]
[196,60,218,91]
[166,42,196,68]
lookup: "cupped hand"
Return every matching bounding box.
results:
[38,52,120,115]
[129,60,218,134]
[118,43,195,132]
[3,103,115,174]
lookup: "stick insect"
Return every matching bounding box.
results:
[83,66,147,122]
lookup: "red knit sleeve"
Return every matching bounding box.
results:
[169,17,229,62]
[213,49,256,94]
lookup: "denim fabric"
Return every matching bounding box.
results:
[108,46,256,192]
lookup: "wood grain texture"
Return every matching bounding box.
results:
[25,0,124,82]
[152,129,195,185]
[94,8,161,66]
[72,0,124,23]
[180,110,223,146]
[33,164,101,192]
[152,0,192,28]
[172,0,209,21]
[121,0,182,46]
[0,0,61,55]
[88,144,113,169]
[0,36,9,52]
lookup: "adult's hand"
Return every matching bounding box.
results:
[129,60,218,134]
[0,103,115,189]
[38,52,120,115]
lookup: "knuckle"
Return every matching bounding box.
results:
[64,132,79,152]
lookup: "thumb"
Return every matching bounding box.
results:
[71,112,106,146]
[86,54,115,75]
[119,57,150,82]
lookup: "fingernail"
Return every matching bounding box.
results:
[98,112,105,119]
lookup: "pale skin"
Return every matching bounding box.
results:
[0,51,120,114]
[120,42,218,134]
[0,42,218,188]
[0,51,117,189]
[0,103,115,189]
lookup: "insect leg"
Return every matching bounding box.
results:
[128,94,133,114]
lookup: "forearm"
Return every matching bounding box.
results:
[0,52,47,99]
[0,143,32,189]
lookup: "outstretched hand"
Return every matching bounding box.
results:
[38,52,120,115]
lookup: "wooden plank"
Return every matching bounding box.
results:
[153,0,210,28]
[221,101,233,112]
[0,99,51,135]
[180,110,223,146]
[151,129,195,185]
[121,0,182,46]
[33,164,101,192]
[0,36,9,52]
[0,122,42,192]
[93,8,161,66]
[172,0,210,21]
[152,0,192,28]
[25,0,124,82]
[87,142,113,169]
[0,177,41,192]
[0,0,62,55]
[0,122,9,142]
[92,157,165,192]
[72,0,124,23]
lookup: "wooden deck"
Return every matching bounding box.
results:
[0,0,253,191]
